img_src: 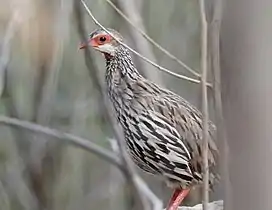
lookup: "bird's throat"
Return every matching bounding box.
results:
[103,52,113,60]
[105,49,141,116]
[105,48,140,83]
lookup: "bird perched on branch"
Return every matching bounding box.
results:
[79,28,219,210]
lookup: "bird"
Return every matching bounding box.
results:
[79,28,219,210]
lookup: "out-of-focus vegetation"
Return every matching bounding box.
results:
[0,0,217,209]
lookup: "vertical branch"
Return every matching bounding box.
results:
[199,0,209,209]
[27,0,73,208]
[108,138,128,210]
[30,0,73,161]
[209,0,230,208]
[0,3,39,209]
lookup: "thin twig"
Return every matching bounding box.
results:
[108,138,130,209]
[0,7,41,209]
[134,176,163,210]
[80,0,212,87]
[106,0,201,78]
[209,0,230,209]
[199,0,209,209]
[30,0,74,170]
[0,115,125,173]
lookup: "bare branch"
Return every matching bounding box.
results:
[0,115,125,172]
[209,0,230,208]
[30,0,74,166]
[0,5,41,209]
[199,0,209,209]
[80,0,212,87]
[106,0,201,78]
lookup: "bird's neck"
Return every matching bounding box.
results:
[104,47,141,114]
[105,47,140,80]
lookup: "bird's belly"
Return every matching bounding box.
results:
[124,134,194,188]
[117,112,196,187]
[124,134,160,175]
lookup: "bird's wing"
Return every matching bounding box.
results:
[130,106,195,182]
[130,80,218,180]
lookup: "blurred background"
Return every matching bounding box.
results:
[0,0,210,210]
[0,0,210,209]
[3,0,272,210]
[1,0,212,209]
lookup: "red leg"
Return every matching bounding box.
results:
[166,188,190,210]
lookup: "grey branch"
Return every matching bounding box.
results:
[30,0,74,173]
[0,115,125,173]
[199,0,209,209]
[80,0,212,87]
[209,0,230,208]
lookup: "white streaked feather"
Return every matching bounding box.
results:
[139,114,192,159]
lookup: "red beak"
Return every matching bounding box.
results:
[78,39,98,50]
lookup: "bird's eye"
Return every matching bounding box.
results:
[99,36,107,42]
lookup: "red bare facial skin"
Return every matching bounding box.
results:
[79,34,112,50]
[79,34,114,60]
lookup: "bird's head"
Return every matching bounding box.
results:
[79,28,123,57]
